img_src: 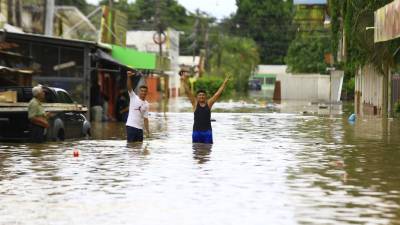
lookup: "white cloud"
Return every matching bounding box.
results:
[177,0,237,19]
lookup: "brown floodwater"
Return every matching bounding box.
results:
[1,97,400,225]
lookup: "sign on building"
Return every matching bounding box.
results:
[99,6,127,46]
[374,0,400,42]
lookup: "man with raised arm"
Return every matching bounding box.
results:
[180,72,231,144]
[126,71,150,142]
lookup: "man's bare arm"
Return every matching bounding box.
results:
[208,74,231,109]
[181,76,196,109]
[144,118,150,137]
[127,71,135,93]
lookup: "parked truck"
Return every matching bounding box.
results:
[0,86,90,141]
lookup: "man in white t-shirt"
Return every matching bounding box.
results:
[126,71,150,142]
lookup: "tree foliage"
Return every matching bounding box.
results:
[285,4,331,74]
[98,0,194,31]
[194,76,233,97]
[231,0,295,64]
[285,32,331,73]
[207,35,259,92]
[330,0,400,76]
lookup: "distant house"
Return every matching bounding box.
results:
[126,29,180,98]
[253,65,287,91]
[253,65,343,102]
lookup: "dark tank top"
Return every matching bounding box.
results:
[193,102,212,131]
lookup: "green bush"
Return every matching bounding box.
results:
[193,76,233,98]
[343,77,355,94]
[395,101,400,113]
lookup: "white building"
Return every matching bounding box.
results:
[126,28,180,97]
[256,65,343,102]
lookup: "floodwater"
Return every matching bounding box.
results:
[1,97,400,225]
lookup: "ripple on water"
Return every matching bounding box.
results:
[1,109,400,225]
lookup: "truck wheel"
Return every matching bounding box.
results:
[84,129,91,139]
[57,129,65,141]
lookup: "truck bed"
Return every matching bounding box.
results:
[0,102,88,112]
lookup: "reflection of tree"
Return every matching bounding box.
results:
[290,116,400,222]
[192,143,212,164]
[28,144,62,182]
[0,147,13,181]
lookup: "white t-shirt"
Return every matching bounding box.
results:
[126,90,149,130]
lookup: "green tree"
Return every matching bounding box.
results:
[99,0,193,30]
[232,0,295,64]
[285,3,331,74]
[285,32,331,74]
[208,35,259,92]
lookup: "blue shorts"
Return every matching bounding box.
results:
[192,130,213,144]
[126,126,143,142]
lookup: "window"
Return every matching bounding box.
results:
[57,91,73,104]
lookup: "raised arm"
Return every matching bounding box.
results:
[208,74,231,109]
[181,75,196,109]
[127,71,135,94]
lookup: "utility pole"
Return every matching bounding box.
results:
[203,19,210,73]
[45,0,55,36]
[190,10,200,68]
[155,0,163,64]
[108,0,114,44]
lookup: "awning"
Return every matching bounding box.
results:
[111,45,156,70]
[93,49,130,69]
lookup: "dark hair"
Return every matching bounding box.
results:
[139,85,148,90]
[179,69,189,76]
[196,89,207,95]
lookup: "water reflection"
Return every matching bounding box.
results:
[192,143,212,164]
[126,142,150,156]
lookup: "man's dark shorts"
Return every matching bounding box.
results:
[126,126,143,142]
[192,130,213,144]
[30,123,46,143]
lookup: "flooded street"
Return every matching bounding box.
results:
[1,98,400,225]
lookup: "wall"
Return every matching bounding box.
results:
[355,64,384,116]
[276,72,343,102]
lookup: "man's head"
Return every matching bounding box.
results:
[139,85,148,100]
[179,70,189,77]
[196,89,207,103]
[32,85,45,101]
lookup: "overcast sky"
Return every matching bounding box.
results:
[86,0,237,19]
